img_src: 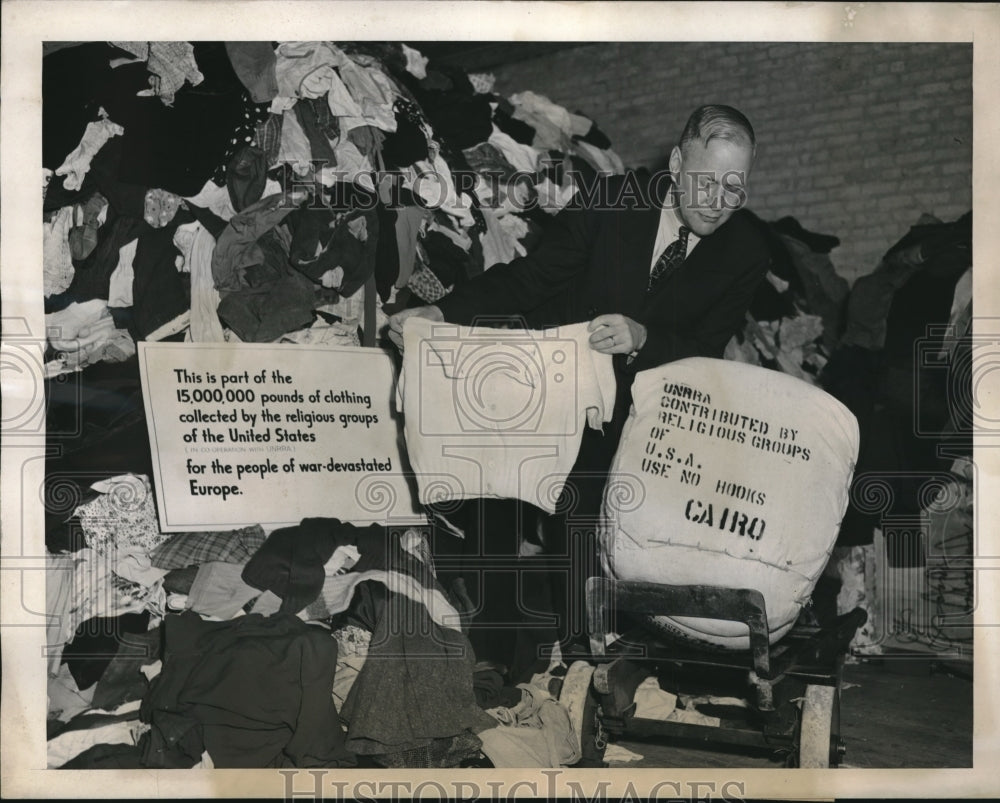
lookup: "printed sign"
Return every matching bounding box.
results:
[138,342,421,531]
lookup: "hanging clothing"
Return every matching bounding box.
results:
[277,107,313,170]
[393,205,430,288]
[110,41,205,106]
[131,224,190,339]
[226,145,269,212]
[225,42,279,103]
[103,43,249,196]
[211,192,298,292]
[54,114,125,192]
[400,44,429,79]
[488,127,541,173]
[381,98,430,169]
[67,191,109,261]
[107,239,138,308]
[479,207,526,271]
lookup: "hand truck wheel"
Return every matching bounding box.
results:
[797,683,845,768]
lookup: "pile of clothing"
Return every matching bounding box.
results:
[42,41,625,375]
[820,211,972,549]
[723,214,848,385]
[720,209,973,654]
[47,482,594,769]
[42,40,629,769]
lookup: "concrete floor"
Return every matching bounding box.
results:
[605,656,972,769]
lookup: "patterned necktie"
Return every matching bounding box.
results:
[648,226,690,291]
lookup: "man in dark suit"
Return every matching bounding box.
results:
[389,105,770,677]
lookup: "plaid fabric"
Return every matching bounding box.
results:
[253,113,284,166]
[149,524,266,570]
[112,42,203,106]
[109,41,150,60]
[145,42,204,105]
[407,265,450,304]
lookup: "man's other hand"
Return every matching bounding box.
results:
[587,314,647,355]
[387,305,445,351]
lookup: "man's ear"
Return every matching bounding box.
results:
[668,145,682,178]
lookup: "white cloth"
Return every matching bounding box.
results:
[603,744,643,763]
[397,318,616,514]
[185,223,226,342]
[113,549,169,587]
[274,42,396,132]
[47,720,144,768]
[46,299,111,343]
[571,140,625,176]
[45,549,151,676]
[46,300,134,371]
[534,176,578,216]
[320,140,375,192]
[107,239,138,308]
[400,154,473,225]
[479,680,580,768]
[510,90,576,151]
[480,207,526,270]
[47,664,97,723]
[336,57,397,132]
[277,107,313,172]
[183,178,283,222]
[632,676,678,719]
[55,114,124,191]
[488,127,541,174]
[401,44,429,79]
[171,221,200,272]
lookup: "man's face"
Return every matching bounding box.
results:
[669,136,754,237]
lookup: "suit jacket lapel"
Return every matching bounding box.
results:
[615,180,662,319]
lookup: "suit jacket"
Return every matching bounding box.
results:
[437,172,770,373]
[434,172,771,515]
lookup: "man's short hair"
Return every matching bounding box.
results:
[679,105,756,154]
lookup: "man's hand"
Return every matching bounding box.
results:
[387,305,445,351]
[588,314,647,355]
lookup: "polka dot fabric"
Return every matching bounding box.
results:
[213,92,272,184]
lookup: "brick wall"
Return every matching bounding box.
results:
[491,43,972,284]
